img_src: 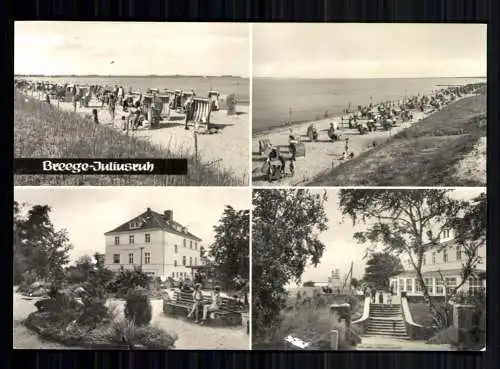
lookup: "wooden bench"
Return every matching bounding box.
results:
[163,291,245,326]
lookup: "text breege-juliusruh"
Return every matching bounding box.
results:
[42,160,155,174]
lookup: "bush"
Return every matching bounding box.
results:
[135,326,178,349]
[303,281,315,287]
[106,268,151,298]
[124,288,153,326]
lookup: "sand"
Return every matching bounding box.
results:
[252,95,476,186]
[31,93,249,184]
[453,136,487,185]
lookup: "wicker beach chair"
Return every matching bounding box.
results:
[258,138,272,156]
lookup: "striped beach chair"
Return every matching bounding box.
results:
[185,98,212,129]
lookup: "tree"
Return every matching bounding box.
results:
[208,206,250,291]
[350,278,360,290]
[252,189,329,343]
[338,189,484,328]
[13,202,73,285]
[362,253,403,290]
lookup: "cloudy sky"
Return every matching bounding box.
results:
[291,188,485,287]
[253,23,487,79]
[14,187,249,263]
[14,22,249,77]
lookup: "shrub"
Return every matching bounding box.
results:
[77,297,109,329]
[107,268,151,298]
[135,325,178,349]
[110,318,139,347]
[124,287,153,326]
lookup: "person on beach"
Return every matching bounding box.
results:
[72,95,78,112]
[201,286,222,324]
[45,93,51,105]
[289,135,298,161]
[92,109,99,124]
[267,145,286,174]
[108,94,116,122]
[187,283,203,323]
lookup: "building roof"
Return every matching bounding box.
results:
[104,208,202,241]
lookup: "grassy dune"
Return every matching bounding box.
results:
[14,92,243,186]
[309,94,487,187]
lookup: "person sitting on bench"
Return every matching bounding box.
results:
[201,286,222,324]
[267,145,286,172]
[187,283,203,323]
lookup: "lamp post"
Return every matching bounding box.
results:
[140,247,144,271]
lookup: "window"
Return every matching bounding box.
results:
[189,257,192,266]
[406,278,413,293]
[190,240,193,249]
[174,260,177,267]
[130,221,141,229]
[128,253,134,264]
[145,233,151,243]
[436,279,444,294]
[445,277,457,294]
[399,279,405,291]
[145,252,150,264]
[129,235,135,244]
[468,277,483,294]
[195,257,197,266]
[174,245,178,253]
[456,246,462,260]
[182,256,186,266]
[422,255,426,265]
[416,279,423,293]
[113,254,120,263]
[171,272,175,277]
[183,239,186,247]
[432,252,436,264]
[195,242,198,250]
[443,248,448,262]
[424,278,433,294]
[443,229,450,239]
[114,236,120,245]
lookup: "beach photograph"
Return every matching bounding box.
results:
[252,188,486,350]
[251,23,487,186]
[13,187,249,349]
[14,22,250,186]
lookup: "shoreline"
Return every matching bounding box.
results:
[252,91,482,187]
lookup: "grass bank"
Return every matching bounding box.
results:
[309,94,487,186]
[14,92,242,186]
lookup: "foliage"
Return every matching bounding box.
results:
[350,278,360,289]
[208,206,250,291]
[13,201,73,285]
[338,189,484,328]
[110,319,177,349]
[252,189,329,345]
[106,268,152,297]
[65,255,94,284]
[362,253,404,290]
[124,287,153,326]
[303,281,315,287]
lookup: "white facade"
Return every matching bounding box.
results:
[389,229,486,296]
[104,217,203,280]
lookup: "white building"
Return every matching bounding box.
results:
[389,228,486,296]
[104,208,203,280]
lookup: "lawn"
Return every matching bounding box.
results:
[13,92,241,186]
[309,94,487,186]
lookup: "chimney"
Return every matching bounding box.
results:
[147,207,151,212]
[164,210,173,221]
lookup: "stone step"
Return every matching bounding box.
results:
[368,322,406,328]
[370,312,401,316]
[366,331,409,338]
[367,327,408,334]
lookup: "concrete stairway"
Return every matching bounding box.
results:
[366,304,408,338]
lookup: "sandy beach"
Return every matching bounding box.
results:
[452,136,487,185]
[28,92,249,184]
[252,94,476,186]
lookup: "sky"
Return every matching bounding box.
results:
[253,23,487,79]
[14,22,249,77]
[292,188,485,287]
[14,187,249,264]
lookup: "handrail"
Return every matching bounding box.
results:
[352,296,371,324]
[400,296,423,327]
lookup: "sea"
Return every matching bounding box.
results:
[21,76,250,104]
[252,77,486,134]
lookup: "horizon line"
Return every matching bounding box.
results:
[253,75,487,80]
[14,74,247,79]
